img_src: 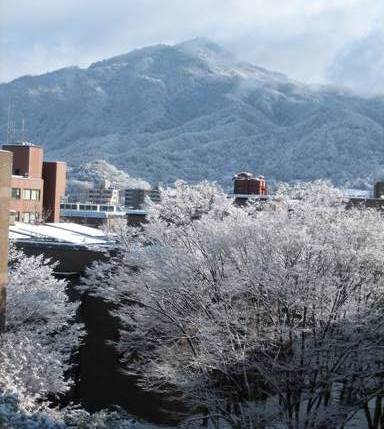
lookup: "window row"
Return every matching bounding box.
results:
[61,203,116,212]
[12,188,41,201]
[14,211,40,223]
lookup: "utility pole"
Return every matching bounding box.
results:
[0,150,12,331]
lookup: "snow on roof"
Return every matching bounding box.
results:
[60,209,126,218]
[126,209,148,215]
[343,189,372,198]
[9,222,115,247]
[47,222,107,238]
[233,172,254,180]
[9,231,32,240]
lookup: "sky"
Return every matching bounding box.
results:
[1,0,384,93]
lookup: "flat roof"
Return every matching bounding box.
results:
[3,142,41,148]
[9,222,115,248]
[61,209,126,218]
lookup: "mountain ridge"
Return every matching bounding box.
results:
[1,38,384,188]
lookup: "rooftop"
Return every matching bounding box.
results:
[9,222,115,248]
[4,141,41,148]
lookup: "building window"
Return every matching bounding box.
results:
[22,212,38,223]
[23,189,31,200]
[31,189,40,201]
[22,189,41,201]
[22,212,30,223]
[11,188,21,199]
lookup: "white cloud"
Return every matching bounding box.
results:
[328,29,384,94]
[0,0,383,92]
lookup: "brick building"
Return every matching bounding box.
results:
[43,161,67,222]
[232,172,268,205]
[0,150,12,330]
[233,172,267,195]
[2,143,66,223]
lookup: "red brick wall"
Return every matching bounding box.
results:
[10,176,44,221]
[3,144,43,178]
[42,162,66,223]
[0,150,12,330]
[234,178,267,195]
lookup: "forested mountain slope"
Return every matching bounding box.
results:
[1,38,384,187]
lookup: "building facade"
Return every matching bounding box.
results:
[0,150,12,330]
[232,172,268,205]
[374,181,384,199]
[2,143,66,223]
[124,188,161,209]
[233,172,267,195]
[88,187,120,206]
[42,161,67,223]
[60,202,126,228]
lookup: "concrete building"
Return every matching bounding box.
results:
[88,181,120,206]
[0,150,12,330]
[124,188,160,209]
[126,209,148,226]
[2,143,66,223]
[374,181,384,199]
[345,181,384,210]
[60,202,126,228]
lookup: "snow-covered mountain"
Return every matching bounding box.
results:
[69,160,150,190]
[1,38,384,187]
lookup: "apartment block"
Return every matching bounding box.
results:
[2,143,66,223]
[124,188,160,209]
[88,187,120,206]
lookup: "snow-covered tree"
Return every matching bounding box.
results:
[0,246,148,428]
[0,246,82,425]
[85,180,384,428]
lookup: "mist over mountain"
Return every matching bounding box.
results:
[1,38,384,188]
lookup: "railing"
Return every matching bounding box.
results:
[60,203,125,213]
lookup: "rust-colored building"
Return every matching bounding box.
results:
[232,172,268,206]
[43,162,67,223]
[2,143,66,223]
[233,172,267,195]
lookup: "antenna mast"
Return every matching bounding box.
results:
[11,120,15,144]
[21,118,25,142]
[6,99,11,145]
